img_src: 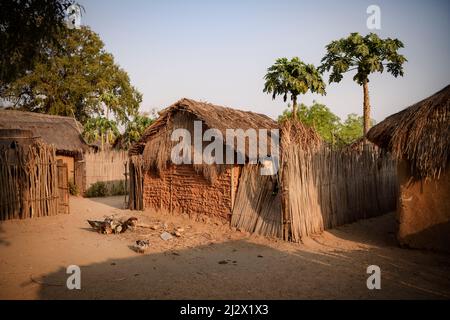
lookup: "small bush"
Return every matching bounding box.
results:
[68,180,79,196]
[110,181,126,196]
[84,180,127,197]
[85,181,108,198]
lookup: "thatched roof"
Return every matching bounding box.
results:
[367,85,450,179]
[0,110,91,156]
[129,98,283,182]
[129,98,279,156]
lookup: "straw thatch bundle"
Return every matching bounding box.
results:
[367,85,450,179]
[129,98,279,183]
[279,119,322,152]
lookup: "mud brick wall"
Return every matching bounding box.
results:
[144,164,241,221]
[397,161,450,253]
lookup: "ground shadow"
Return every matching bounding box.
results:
[81,195,127,210]
[0,224,10,246]
[34,239,450,300]
[325,213,399,248]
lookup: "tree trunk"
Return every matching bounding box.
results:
[292,96,298,121]
[363,79,371,143]
[106,107,110,149]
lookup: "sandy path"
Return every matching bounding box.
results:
[0,196,449,299]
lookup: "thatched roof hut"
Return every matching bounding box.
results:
[0,110,91,157]
[367,85,450,252]
[129,98,286,224]
[367,85,450,179]
[129,98,279,182]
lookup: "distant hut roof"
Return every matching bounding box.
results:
[0,110,91,157]
[367,85,450,179]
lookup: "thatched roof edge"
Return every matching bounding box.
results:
[0,110,92,156]
[367,85,450,179]
[129,98,279,156]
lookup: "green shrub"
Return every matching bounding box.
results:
[84,180,127,197]
[68,180,79,196]
[110,180,126,196]
[85,181,108,198]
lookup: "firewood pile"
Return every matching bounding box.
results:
[87,216,191,254]
[87,217,138,234]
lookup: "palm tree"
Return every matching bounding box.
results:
[83,116,119,151]
[319,32,407,138]
[264,57,326,120]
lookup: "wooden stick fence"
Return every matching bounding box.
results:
[128,155,144,210]
[0,141,59,220]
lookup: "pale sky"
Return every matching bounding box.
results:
[78,0,450,122]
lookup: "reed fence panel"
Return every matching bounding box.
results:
[282,145,398,242]
[84,150,128,190]
[231,165,282,238]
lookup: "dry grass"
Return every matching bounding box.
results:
[367,84,450,179]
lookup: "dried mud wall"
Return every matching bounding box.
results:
[397,161,450,252]
[143,164,240,221]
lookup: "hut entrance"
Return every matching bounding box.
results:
[128,155,144,210]
[57,160,69,215]
[230,165,282,238]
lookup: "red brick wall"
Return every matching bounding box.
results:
[144,164,240,221]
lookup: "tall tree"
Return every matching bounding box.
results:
[0,0,74,92]
[2,26,142,125]
[319,32,406,139]
[264,57,326,120]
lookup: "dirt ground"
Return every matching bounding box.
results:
[0,196,449,300]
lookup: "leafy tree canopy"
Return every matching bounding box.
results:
[0,0,74,91]
[119,113,155,149]
[338,113,374,145]
[264,57,326,119]
[83,116,119,149]
[264,57,326,101]
[278,103,374,146]
[279,101,340,143]
[2,26,142,125]
[319,32,406,138]
[319,32,407,85]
